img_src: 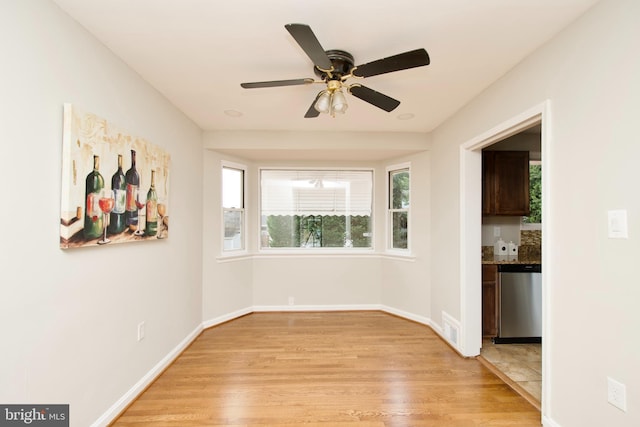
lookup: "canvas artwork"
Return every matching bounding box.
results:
[60,104,170,249]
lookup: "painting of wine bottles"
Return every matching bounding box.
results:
[60,104,170,249]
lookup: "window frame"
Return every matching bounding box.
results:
[258,167,375,252]
[221,161,247,254]
[387,163,411,253]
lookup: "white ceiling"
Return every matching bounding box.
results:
[52,0,598,134]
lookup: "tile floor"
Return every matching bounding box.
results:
[480,338,542,402]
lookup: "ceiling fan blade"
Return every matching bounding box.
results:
[241,78,314,89]
[353,48,430,78]
[304,92,322,118]
[349,85,401,112]
[285,23,333,70]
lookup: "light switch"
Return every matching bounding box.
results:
[608,210,628,239]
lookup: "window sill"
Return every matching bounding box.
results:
[254,248,377,258]
[381,251,416,262]
[216,250,417,262]
[216,251,252,263]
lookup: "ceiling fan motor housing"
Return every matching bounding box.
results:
[314,50,355,80]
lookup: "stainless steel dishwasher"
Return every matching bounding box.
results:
[494,263,542,344]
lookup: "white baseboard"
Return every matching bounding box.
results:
[90,323,203,427]
[430,321,445,335]
[202,306,253,329]
[380,305,432,327]
[542,415,561,427]
[381,305,463,354]
[253,304,381,312]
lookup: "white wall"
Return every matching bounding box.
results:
[0,2,203,426]
[203,130,430,161]
[489,132,542,161]
[381,151,431,322]
[431,0,640,425]
[252,256,382,308]
[429,129,462,323]
[202,150,253,322]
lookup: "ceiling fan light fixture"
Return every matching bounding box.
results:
[314,91,332,114]
[331,89,348,114]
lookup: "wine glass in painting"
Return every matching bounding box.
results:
[157,199,167,239]
[134,188,146,236]
[97,189,115,245]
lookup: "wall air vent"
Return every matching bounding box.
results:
[442,311,460,347]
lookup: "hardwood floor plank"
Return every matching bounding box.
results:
[111,312,540,426]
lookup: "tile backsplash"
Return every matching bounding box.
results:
[520,230,542,246]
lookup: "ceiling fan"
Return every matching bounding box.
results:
[240,23,430,118]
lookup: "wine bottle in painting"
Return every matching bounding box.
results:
[83,155,105,239]
[124,149,140,231]
[108,154,127,234]
[145,170,158,236]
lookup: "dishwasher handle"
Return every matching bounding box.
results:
[498,264,541,273]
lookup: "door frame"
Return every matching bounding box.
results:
[459,100,551,413]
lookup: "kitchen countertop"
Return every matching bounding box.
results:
[482,244,541,265]
[482,256,541,265]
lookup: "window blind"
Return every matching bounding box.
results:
[261,169,373,216]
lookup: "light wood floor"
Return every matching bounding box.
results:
[112,311,541,426]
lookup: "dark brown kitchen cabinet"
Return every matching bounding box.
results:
[482,151,530,216]
[482,264,499,337]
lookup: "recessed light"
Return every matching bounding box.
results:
[397,113,415,120]
[224,109,243,117]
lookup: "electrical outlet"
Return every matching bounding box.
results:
[607,376,627,411]
[137,321,145,342]
[494,226,501,237]
[288,297,295,306]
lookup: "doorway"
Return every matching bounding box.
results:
[478,126,542,407]
[459,101,550,413]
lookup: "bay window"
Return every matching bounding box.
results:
[260,169,373,249]
[388,165,410,250]
[222,164,245,251]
